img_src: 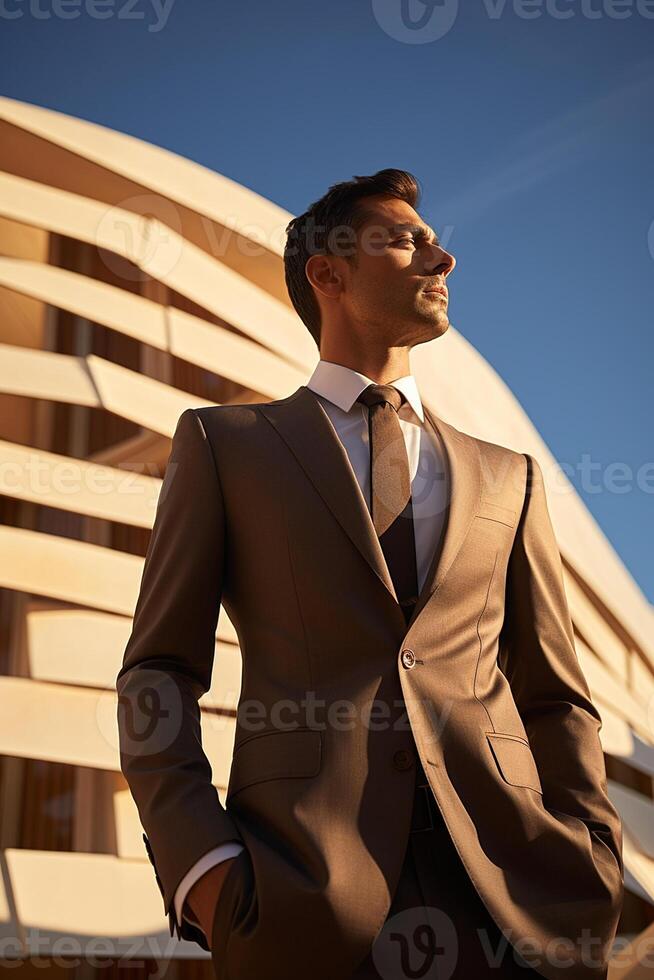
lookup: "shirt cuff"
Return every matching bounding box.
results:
[174,841,245,929]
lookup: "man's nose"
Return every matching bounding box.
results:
[426,245,456,277]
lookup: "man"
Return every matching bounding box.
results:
[116,169,624,979]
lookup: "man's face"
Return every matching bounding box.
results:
[337,195,456,348]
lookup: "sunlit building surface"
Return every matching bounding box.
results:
[0,96,652,978]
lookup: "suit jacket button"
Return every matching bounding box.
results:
[401,649,416,669]
[393,749,414,771]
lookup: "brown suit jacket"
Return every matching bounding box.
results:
[116,384,624,980]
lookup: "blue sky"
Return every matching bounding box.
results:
[1,0,652,602]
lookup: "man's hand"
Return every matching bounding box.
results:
[186,856,238,943]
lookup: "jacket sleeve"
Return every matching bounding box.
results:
[498,452,624,880]
[116,407,243,944]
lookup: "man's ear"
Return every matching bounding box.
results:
[306,254,344,300]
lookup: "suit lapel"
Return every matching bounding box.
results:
[260,385,398,603]
[260,386,482,633]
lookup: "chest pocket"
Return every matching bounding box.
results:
[476,499,518,528]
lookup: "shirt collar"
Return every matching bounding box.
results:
[305,358,425,424]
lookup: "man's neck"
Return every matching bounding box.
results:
[317,352,412,385]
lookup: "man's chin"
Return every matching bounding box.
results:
[428,316,450,339]
[410,318,449,349]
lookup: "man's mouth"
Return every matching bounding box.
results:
[423,286,448,300]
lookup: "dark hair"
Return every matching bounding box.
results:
[283,168,421,347]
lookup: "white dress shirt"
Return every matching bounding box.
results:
[174,358,449,932]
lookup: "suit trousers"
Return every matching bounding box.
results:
[350,758,544,979]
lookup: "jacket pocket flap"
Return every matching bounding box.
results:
[486,732,543,794]
[228,728,322,798]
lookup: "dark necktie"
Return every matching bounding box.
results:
[356,384,419,625]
